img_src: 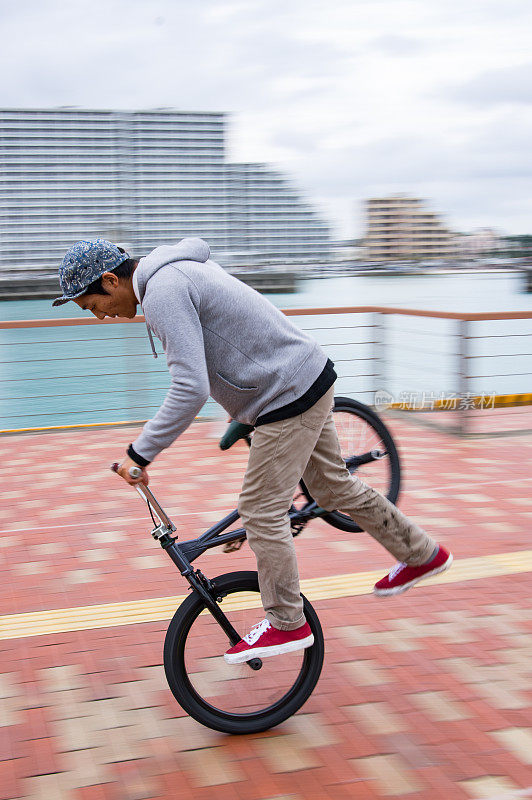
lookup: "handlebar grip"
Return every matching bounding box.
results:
[109,463,142,479]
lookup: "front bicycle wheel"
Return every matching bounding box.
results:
[163,571,324,735]
[299,396,401,533]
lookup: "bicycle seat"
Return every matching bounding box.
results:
[219,419,254,450]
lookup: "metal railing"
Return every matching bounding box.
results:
[1,307,531,437]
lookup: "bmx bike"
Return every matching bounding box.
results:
[114,396,400,735]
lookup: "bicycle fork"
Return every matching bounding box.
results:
[162,539,264,671]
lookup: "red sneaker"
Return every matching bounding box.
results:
[224,619,314,665]
[374,545,453,596]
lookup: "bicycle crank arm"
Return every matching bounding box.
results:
[346,449,387,470]
[299,500,329,518]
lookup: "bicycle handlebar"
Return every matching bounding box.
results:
[110,462,176,534]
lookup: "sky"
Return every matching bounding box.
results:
[1,0,532,239]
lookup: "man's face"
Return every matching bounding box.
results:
[73,272,137,319]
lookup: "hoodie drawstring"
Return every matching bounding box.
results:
[146,325,157,358]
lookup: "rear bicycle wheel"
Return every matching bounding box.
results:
[298,396,401,533]
[163,571,324,734]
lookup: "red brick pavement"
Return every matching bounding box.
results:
[1,413,532,799]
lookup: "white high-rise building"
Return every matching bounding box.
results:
[226,163,331,264]
[0,108,331,272]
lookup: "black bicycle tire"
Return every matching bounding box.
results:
[163,571,324,735]
[300,396,401,533]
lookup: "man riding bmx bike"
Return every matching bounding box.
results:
[53,237,452,665]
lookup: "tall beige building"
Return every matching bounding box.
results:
[363,195,456,261]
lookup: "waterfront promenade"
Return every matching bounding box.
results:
[1,412,532,799]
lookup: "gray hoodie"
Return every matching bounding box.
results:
[131,238,327,462]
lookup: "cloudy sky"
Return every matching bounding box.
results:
[1,0,532,238]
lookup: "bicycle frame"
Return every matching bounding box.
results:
[136,479,326,568]
[134,447,381,583]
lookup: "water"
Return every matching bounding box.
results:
[1,271,530,431]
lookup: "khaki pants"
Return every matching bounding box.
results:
[238,385,436,631]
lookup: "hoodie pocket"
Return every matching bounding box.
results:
[216,372,258,392]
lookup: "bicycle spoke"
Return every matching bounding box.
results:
[183,592,307,715]
[334,410,391,496]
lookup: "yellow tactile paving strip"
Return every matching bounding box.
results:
[1,549,531,641]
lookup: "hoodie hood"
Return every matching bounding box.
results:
[134,237,211,359]
[135,238,210,302]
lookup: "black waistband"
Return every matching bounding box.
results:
[255,358,336,426]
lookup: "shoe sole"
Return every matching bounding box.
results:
[373,553,453,597]
[224,634,314,665]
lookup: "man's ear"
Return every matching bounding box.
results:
[101,272,119,290]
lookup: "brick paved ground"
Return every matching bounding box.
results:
[1,411,531,800]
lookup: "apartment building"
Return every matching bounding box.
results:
[363,195,456,261]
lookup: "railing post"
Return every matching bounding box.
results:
[373,311,386,402]
[458,318,469,436]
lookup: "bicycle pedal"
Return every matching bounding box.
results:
[222,539,245,553]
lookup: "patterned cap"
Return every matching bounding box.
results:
[52,239,129,307]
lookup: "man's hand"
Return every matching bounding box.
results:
[116,455,150,486]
